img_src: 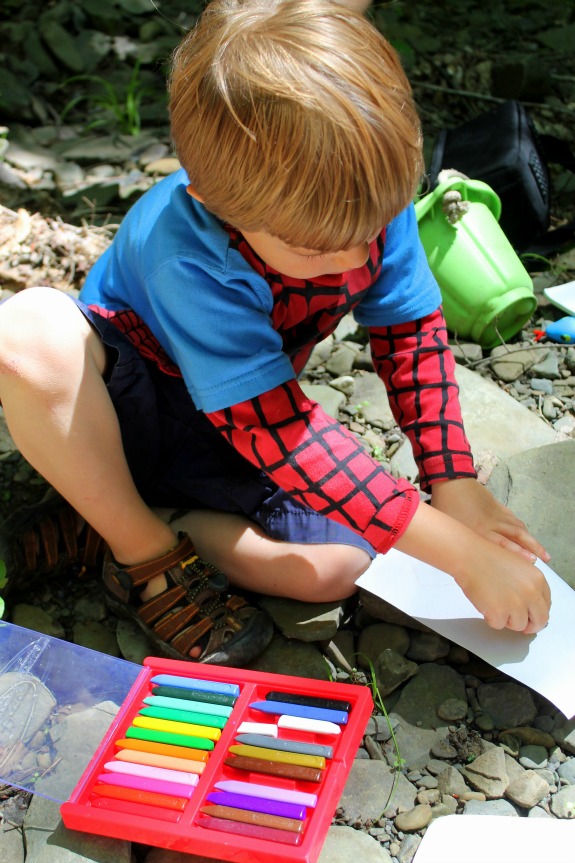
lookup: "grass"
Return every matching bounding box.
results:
[60,61,148,136]
[353,653,406,812]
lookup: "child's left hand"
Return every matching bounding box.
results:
[430,478,551,564]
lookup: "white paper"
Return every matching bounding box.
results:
[356,549,575,718]
[543,280,575,315]
[412,815,573,863]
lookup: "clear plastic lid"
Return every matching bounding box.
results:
[0,621,141,802]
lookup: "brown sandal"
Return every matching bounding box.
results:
[0,491,105,595]
[102,533,273,666]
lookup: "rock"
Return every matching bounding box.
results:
[393,663,467,728]
[437,698,468,722]
[476,682,538,729]
[72,621,121,657]
[460,747,509,798]
[553,719,575,755]
[24,794,130,862]
[258,596,346,642]
[318,826,394,862]
[487,439,575,590]
[436,766,469,797]
[505,770,550,808]
[0,672,55,747]
[357,622,411,662]
[519,744,549,769]
[246,633,330,679]
[300,382,346,419]
[337,761,417,822]
[373,648,419,697]
[394,803,433,832]
[405,632,450,663]
[549,786,575,818]
[489,345,541,382]
[463,798,520,816]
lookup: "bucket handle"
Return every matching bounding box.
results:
[415,176,502,224]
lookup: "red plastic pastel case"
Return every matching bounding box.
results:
[61,657,373,863]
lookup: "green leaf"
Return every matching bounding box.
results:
[0,559,7,591]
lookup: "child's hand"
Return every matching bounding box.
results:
[430,478,550,564]
[395,496,551,635]
[452,537,551,635]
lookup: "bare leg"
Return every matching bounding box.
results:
[170,509,372,602]
[0,288,177,566]
[0,288,370,609]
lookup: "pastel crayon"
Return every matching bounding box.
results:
[125,726,215,750]
[115,737,210,762]
[228,744,325,770]
[235,733,334,759]
[97,772,197,799]
[139,706,227,729]
[214,779,318,808]
[200,803,304,834]
[277,715,341,735]
[150,674,240,697]
[266,690,352,712]
[115,748,206,774]
[197,813,302,846]
[91,795,182,822]
[250,700,348,725]
[144,695,233,718]
[104,760,200,786]
[237,721,278,736]
[91,783,187,811]
[224,754,322,783]
[132,715,221,742]
[152,684,237,707]
[206,790,306,820]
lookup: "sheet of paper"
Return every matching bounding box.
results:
[356,549,575,718]
[412,815,573,863]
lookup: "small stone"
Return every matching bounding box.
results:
[394,804,433,833]
[475,713,495,732]
[549,786,575,819]
[436,766,468,797]
[430,740,458,760]
[437,698,468,722]
[518,744,549,770]
[505,770,550,808]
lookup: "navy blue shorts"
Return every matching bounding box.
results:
[76,299,375,557]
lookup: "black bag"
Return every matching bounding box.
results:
[428,100,575,255]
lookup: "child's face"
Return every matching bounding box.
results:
[239,228,374,280]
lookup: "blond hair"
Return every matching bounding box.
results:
[169,0,422,251]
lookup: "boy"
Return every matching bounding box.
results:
[0,0,550,666]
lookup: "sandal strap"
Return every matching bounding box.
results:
[122,534,197,588]
[20,504,102,574]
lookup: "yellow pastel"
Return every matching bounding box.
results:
[228,744,325,769]
[132,715,221,741]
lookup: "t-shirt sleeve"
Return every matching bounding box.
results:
[206,380,420,554]
[354,203,442,327]
[369,307,477,489]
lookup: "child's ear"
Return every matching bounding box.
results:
[186,185,204,203]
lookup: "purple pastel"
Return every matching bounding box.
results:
[206,790,306,820]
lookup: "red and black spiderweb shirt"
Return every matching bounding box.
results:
[100,227,476,554]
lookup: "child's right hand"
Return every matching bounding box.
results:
[394,501,551,634]
[450,537,551,634]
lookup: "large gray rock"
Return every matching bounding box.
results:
[487,440,575,588]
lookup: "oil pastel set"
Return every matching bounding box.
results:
[61,657,373,863]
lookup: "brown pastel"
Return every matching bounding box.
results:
[200,804,305,833]
[224,754,322,783]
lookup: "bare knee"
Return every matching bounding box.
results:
[0,287,105,382]
[287,544,372,603]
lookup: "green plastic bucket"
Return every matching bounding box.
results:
[415,177,536,348]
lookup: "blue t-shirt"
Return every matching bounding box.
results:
[81,169,440,412]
